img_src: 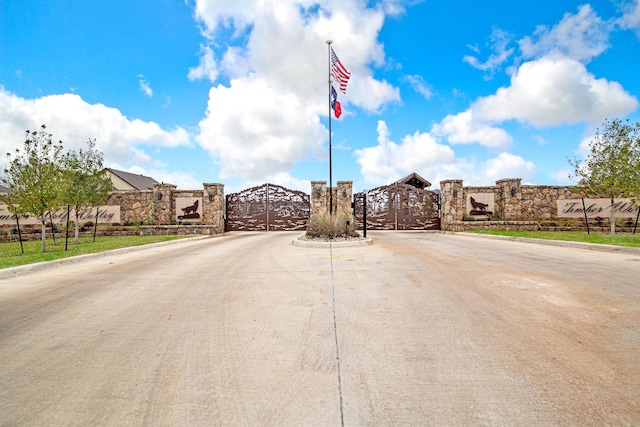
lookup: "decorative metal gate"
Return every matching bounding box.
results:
[353,183,440,230]
[225,183,310,231]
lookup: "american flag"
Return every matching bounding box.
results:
[330,47,351,93]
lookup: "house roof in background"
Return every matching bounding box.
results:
[396,172,432,189]
[0,184,8,193]
[106,168,159,191]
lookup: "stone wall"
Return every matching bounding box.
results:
[106,191,154,224]
[106,182,225,234]
[440,178,639,232]
[310,180,353,216]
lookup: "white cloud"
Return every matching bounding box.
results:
[0,88,190,169]
[576,134,594,158]
[463,27,514,77]
[432,110,513,148]
[480,152,535,183]
[431,54,637,148]
[404,74,433,100]
[193,0,256,37]
[354,120,457,186]
[549,168,573,184]
[519,4,612,63]
[618,0,640,35]
[472,54,638,127]
[197,77,326,180]
[192,0,401,181]
[137,74,153,97]
[353,121,538,187]
[188,45,219,82]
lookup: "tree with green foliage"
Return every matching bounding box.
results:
[0,125,65,252]
[60,139,112,244]
[569,118,640,234]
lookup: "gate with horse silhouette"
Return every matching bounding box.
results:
[225,183,310,231]
[353,182,440,230]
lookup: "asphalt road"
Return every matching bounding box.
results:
[0,231,639,426]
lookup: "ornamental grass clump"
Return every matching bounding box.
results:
[306,212,358,239]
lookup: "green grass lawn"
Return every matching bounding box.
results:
[0,235,194,269]
[467,230,640,248]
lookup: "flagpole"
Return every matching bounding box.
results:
[326,40,333,215]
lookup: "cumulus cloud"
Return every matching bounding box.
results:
[191,0,400,181]
[197,77,326,180]
[353,121,537,187]
[0,88,190,169]
[519,4,612,63]
[481,152,535,183]
[432,54,637,148]
[472,54,638,127]
[432,110,513,148]
[354,120,457,186]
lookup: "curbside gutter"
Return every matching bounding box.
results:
[0,235,218,280]
[445,231,640,255]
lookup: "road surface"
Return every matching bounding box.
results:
[0,231,639,426]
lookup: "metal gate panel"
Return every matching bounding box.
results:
[397,184,440,230]
[266,184,310,231]
[354,184,396,230]
[354,183,440,230]
[225,184,268,231]
[225,183,310,231]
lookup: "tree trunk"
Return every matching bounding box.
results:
[40,220,47,253]
[74,209,80,244]
[610,195,616,235]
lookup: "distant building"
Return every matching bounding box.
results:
[395,172,432,189]
[0,184,8,194]
[103,168,159,191]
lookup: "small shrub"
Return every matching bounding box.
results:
[306,212,358,239]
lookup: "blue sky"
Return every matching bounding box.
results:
[1,0,639,194]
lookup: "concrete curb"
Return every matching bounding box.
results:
[291,235,374,248]
[445,231,640,255]
[0,235,219,280]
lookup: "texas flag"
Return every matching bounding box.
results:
[330,85,342,118]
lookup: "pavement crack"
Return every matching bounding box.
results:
[330,241,345,427]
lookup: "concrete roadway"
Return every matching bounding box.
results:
[0,231,639,426]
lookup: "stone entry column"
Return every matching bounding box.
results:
[310,180,352,216]
[311,181,328,215]
[203,183,225,234]
[153,183,177,225]
[336,181,353,216]
[440,179,464,231]
[497,178,522,220]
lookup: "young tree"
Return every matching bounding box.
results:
[569,118,640,234]
[0,125,64,252]
[60,139,112,244]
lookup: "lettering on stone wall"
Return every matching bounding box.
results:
[558,198,639,218]
[0,204,121,225]
[467,193,494,216]
[176,198,202,222]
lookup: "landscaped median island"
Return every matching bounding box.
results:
[0,235,195,270]
[467,229,640,248]
[292,212,372,248]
